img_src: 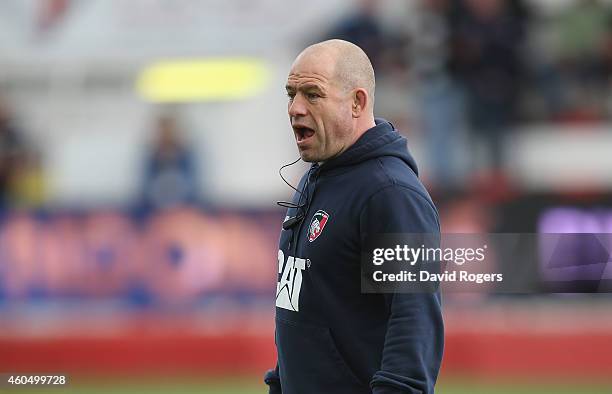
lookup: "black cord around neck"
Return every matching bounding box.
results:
[276,157,309,210]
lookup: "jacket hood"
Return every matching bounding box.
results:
[317,118,418,176]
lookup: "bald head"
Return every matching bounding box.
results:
[296,39,376,110]
[286,40,377,162]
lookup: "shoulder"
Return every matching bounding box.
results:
[360,156,435,210]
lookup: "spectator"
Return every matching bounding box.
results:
[140,113,199,211]
[8,150,46,210]
[0,97,33,210]
[324,0,407,73]
[553,0,612,118]
[449,0,529,175]
[600,16,612,87]
[410,0,468,190]
[325,0,385,66]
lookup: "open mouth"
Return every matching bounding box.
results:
[293,125,315,143]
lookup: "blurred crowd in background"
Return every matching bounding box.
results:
[2,0,612,205]
[0,103,199,212]
[321,0,612,191]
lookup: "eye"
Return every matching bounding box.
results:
[287,92,295,101]
[306,92,320,100]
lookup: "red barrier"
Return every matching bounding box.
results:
[1,331,611,378]
[0,334,275,376]
[440,332,612,378]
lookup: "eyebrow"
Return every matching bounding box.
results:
[285,84,324,93]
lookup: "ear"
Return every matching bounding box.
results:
[352,88,369,118]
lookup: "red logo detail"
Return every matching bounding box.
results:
[308,210,330,242]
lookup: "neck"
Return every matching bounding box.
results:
[354,115,376,141]
[328,115,376,161]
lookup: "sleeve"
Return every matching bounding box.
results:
[264,363,282,394]
[360,185,444,394]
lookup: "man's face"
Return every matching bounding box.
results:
[285,50,354,162]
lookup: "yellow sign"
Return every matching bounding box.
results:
[136,58,269,102]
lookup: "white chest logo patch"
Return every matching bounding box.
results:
[308,210,330,242]
[276,250,306,312]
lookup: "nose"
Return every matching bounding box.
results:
[288,94,308,118]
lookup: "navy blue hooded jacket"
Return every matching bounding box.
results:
[265,119,444,394]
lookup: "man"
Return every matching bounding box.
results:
[265,40,443,394]
[140,114,199,211]
[0,97,26,209]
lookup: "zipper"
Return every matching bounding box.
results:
[292,164,320,256]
